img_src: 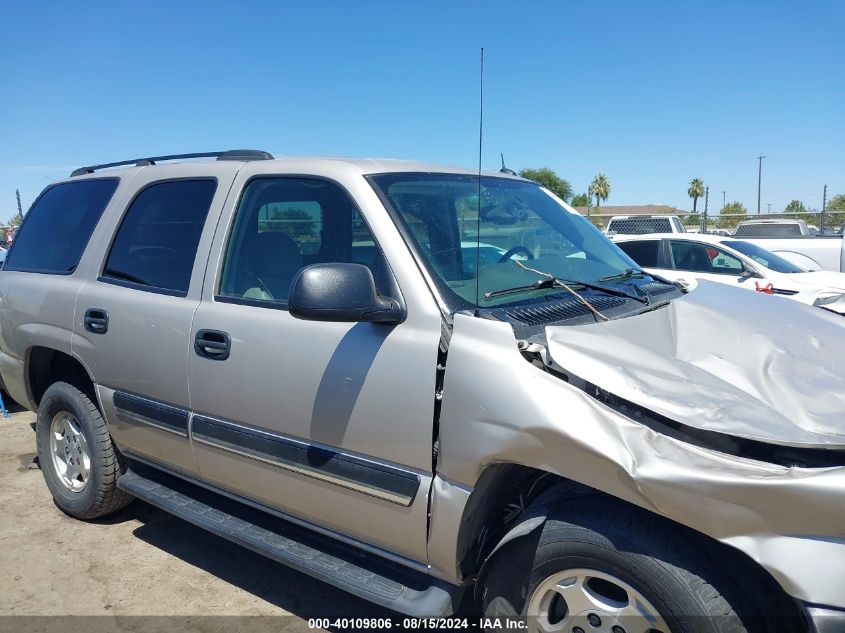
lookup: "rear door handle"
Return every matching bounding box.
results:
[84,308,109,334]
[194,329,231,361]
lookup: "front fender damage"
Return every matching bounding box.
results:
[436,300,845,608]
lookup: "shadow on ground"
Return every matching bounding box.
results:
[126,500,401,624]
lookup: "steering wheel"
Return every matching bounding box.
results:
[497,245,534,263]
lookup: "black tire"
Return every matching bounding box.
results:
[482,496,762,633]
[35,381,132,519]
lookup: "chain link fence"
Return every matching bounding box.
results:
[584,211,845,236]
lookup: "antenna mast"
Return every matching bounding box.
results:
[474,47,484,312]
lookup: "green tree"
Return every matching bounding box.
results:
[824,194,845,232]
[783,200,806,214]
[519,167,572,202]
[588,173,611,208]
[685,213,701,227]
[687,178,705,216]
[570,192,591,207]
[826,194,845,212]
[6,216,22,227]
[718,201,747,229]
[266,207,317,238]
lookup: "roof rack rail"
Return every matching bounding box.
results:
[70,149,274,177]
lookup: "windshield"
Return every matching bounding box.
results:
[723,240,806,273]
[368,173,643,311]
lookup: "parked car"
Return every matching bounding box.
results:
[605,214,686,235]
[3,150,845,632]
[730,218,845,272]
[616,233,845,314]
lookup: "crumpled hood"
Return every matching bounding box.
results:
[545,280,845,448]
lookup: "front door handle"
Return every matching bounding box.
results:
[84,308,109,334]
[194,329,231,361]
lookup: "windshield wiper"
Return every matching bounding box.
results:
[486,276,648,304]
[564,278,650,304]
[598,268,648,282]
[484,277,559,299]
[486,276,612,321]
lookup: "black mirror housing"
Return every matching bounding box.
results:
[288,263,404,324]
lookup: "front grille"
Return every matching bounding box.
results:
[504,296,628,326]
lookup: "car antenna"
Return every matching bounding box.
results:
[474,47,484,315]
[500,153,517,176]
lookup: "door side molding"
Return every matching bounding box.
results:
[191,415,421,506]
[113,391,190,437]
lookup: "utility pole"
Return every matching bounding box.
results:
[757,155,765,215]
[821,184,828,233]
[721,190,726,210]
[15,189,23,223]
[701,186,709,233]
[767,203,771,214]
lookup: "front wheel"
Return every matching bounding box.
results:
[35,381,132,519]
[482,497,752,633]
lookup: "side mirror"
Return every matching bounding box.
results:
[740,268,762,279]
[288,263,404,324]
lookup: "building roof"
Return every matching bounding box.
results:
[573,204,689,217]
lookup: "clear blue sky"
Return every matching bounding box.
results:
[1,1,842,218]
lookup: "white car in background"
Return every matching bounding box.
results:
[616,233,845,314]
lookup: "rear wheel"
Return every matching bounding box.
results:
[36,381,132,519]
[483,497,753,633]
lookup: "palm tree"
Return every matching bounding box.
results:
[688,178,705,216]
[589,173,611,208]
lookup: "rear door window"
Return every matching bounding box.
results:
[4,179,118,274]
[102,179,217,295]
[617,240,662,267]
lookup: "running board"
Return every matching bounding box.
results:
[117,466,463,616]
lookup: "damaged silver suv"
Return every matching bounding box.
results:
[2,150,844,632]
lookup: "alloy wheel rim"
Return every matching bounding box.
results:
[49,411,90,492]
[526,567,670,633]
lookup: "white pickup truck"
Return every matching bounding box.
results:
[738,234,845,271]
[732,219,845,271]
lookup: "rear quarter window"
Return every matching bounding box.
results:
[4,179,118,274]
[608,218,671,235]
[734,223,802,237]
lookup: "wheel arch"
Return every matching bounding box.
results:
[26,346,98,410]
[457,462,802,622]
